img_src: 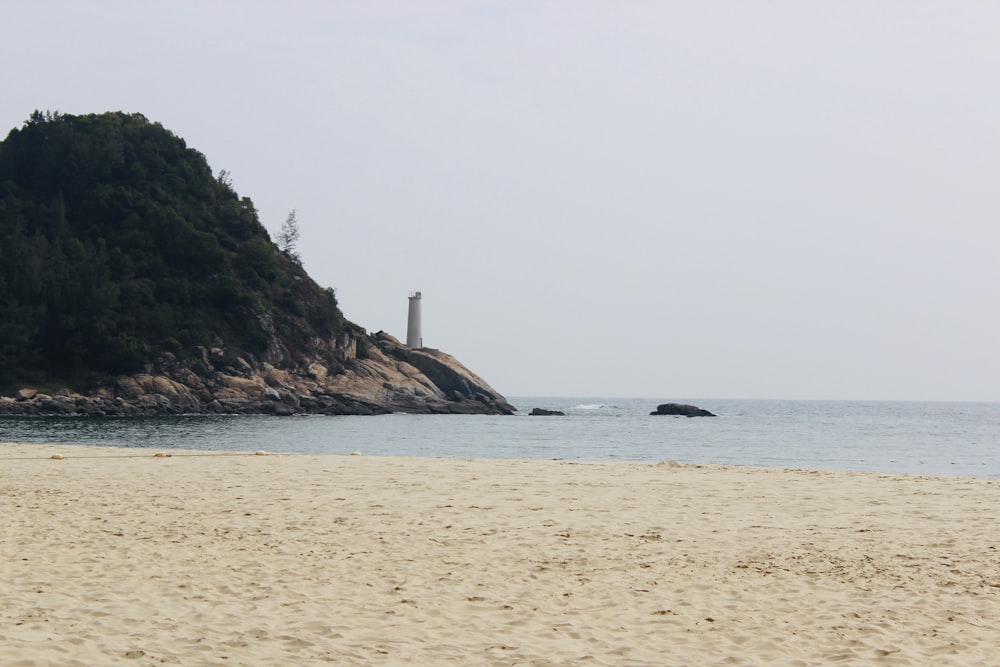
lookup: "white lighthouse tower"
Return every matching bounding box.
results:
[406,291,423,348]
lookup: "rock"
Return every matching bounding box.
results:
[0,331,514,417]
[307,362,328,382]
[270,402,296,416]
[116,376,148,400]
[650,403,716,417]
[39,397,77,414]
[264,366,295,388]
[529,408,565,416]
[333,332,357,362]
[218,374,267,397]
[322,332,515,415]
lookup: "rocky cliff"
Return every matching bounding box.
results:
[0,331,514,416]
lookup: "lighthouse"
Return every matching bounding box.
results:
[406,291,423,348]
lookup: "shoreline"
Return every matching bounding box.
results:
[4,439,996,481]
[3,398,999,480]
[4,442,999,665]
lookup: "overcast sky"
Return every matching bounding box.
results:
[4,1,999,401]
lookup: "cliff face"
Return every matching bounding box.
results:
[0,332,514,416]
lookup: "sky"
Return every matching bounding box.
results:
[4,1,999,401]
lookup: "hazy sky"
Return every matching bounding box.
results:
[5,1,999,401]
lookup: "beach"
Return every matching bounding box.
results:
[2,443,998,666]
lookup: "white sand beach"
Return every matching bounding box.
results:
[2,442,998,666]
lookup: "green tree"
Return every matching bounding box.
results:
[277,209,301,264]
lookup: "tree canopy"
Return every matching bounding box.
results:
[0,111,346,390]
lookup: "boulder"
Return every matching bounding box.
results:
[529,408,566,416]
[15,388,38,401]
[218,374,267,398]
[39,397,77,414]
[650,403,716,417]
[270,402,296,416]
[307,362,328,382]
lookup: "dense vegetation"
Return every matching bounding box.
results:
[0,111,348,390]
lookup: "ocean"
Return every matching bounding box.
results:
[2,398,999,478]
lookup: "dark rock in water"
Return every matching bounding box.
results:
[650,403,716,417]
[529,408,566,416]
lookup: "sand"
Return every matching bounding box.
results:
[2,443,999,666]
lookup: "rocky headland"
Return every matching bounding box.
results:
[0,111,515,417]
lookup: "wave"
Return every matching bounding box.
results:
[572,403,606,410]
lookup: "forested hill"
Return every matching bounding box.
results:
[0,110,352,391]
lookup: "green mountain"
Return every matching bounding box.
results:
[0,111,512,415]
[0,110,348,388]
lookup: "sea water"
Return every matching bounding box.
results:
[2,398,999,478]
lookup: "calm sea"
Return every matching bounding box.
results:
[2,398,999,478]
